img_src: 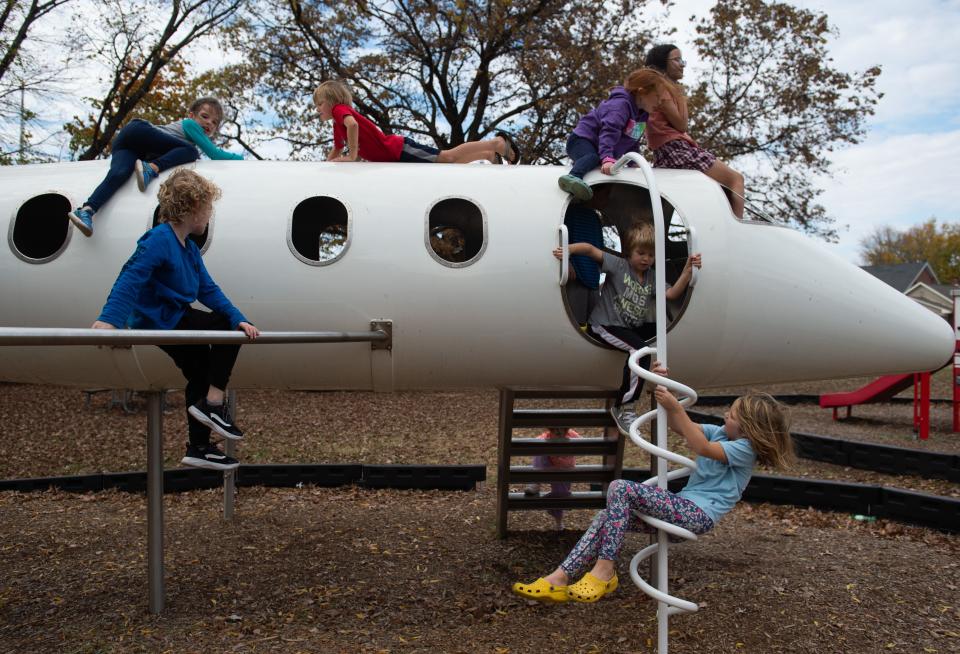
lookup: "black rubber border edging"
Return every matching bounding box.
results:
[687,409,960,482]
[615,468,960,533]
[0,464,485,494]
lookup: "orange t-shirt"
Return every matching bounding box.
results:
[645,93,696,151]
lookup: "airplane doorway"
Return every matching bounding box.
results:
[559,182,694,347]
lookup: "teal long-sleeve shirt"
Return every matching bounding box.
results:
[181,119,244,160]
[97,223,247,330]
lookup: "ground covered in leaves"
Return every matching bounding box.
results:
[1,373,958,653]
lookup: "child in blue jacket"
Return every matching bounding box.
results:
[559,71,649,202]
[92,169,258,470]
[69,97,243,238]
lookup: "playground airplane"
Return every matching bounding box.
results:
[0,159,953,392]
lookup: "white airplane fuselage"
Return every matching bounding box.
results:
[0,160,953,392]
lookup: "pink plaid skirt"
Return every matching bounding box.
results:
[653,138,716,172]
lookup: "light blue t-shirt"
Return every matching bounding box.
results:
[678,423,756,524]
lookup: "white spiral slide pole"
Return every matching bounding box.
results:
[611,153,700,652]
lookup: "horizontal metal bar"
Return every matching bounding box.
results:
[0,327,389,346]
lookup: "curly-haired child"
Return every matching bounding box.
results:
[92,169,258,470]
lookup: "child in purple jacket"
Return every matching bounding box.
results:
[559,70,649,202]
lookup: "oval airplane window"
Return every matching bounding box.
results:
[152,206,210,253]
[289,196,350,266]
[426,197,486,267]
[9,193,72,263]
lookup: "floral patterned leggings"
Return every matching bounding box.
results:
[559,479,714,578]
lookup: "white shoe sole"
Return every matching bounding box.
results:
[181,455,239,471]
[135,160,148,192]
[188,405,244,440]
[609,408,635,436]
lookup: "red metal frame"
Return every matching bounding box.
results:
[954,340,960,433]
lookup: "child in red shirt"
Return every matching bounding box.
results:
[313,80,519,165]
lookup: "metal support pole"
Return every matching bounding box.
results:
[919,372,930,441]
[146,391,165,615]
[611,152,671,653]
[952,289,959,432]
[223,390,237,520]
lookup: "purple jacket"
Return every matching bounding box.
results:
[572,86,648,163]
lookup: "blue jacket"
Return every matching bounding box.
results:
[572,86,647,162]
[98,223,247,330]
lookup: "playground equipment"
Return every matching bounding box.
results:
[613,152,695,654]
[954,289,960,433]
[818,372,933,440]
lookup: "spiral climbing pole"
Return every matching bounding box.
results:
[609,152,700,653]
[626,348,700,653]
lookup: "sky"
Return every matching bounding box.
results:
[14,0,960,267]
[663,0,960,264]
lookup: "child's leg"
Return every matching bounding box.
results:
[84,120,195,211]
[605,478,714,536]
[84,142,139,212]
[566,134,600,179]
[589,325,652,406]
[436,136,507,164]
[558,508,613,579]
[703,159,745,218]
[158,340,214,447]
[119,121,199,173]
[184,309,241,401]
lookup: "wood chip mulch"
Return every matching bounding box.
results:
[1,378,958,653]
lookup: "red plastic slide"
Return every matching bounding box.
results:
[818,374,914,420]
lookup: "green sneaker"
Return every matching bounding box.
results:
[558,174,593,201]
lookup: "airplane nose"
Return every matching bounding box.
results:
[670,224,956,388]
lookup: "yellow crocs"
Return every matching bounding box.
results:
[512,577,569,603]
[566,572,619,603]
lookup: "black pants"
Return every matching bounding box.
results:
[589,324,655,406]
[159,308,240,446]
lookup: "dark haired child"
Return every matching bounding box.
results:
[69,97,243,237]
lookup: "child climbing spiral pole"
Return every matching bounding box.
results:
[614,153,692,653]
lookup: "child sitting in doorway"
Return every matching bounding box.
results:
[69,97,243,237]
[553,223,701,433]
[312,80,520,165]
[524,426,580,531]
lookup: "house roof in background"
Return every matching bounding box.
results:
[861,262,937,292]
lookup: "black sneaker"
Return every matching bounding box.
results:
[188,399,243,440]
[181,443,239,471]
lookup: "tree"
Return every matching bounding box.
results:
[231,0,664,160]
[0,0,77,162]
[687,0,881,239]
[67,0,243,161]
[0,0,73,84]
[861,219,960,285]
